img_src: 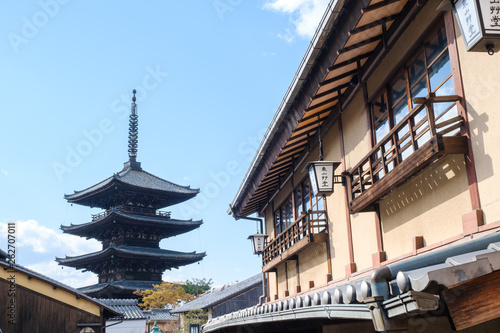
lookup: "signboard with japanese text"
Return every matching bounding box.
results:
[453,0,500,51]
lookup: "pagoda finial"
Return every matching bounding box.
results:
[128,89,138,162]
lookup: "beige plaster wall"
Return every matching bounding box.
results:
[267,269,277,299]
[286,260,298,295]
[323,118,358,279]
[276,264,286,299]
[453,16,500,225]
[350,212,379,271]
[341,92,380,271]
[341,91,371,170]
[380,155,470,258]
[264,207,274,239]
[298,243,328,289]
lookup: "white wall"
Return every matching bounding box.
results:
[105,319,146,333]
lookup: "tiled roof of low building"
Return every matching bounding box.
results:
[172,274,262,313]
[0,248,7,260]
[97,298,145,320]
[78,280,161,295]
[203,232,500,332]
[143,308,179,321]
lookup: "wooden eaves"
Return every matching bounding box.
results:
[232,0,424,218]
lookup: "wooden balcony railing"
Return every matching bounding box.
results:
[347,93,468,214]
[262,209,328,272]
[91,206,171,221]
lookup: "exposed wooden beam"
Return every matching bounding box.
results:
[349,14,399,35]
[362,0,401,13]
[313,82,349,100]
[338,35,383,55]
[305,96,340,112]
[320,69,358,86]
[328,52,374,71]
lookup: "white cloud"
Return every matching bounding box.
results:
[277,29,295,43]
[264,0,330,40]
[0,219,100,255]
[1,169,8,176]
[27,260,97,288]
[0,220,101,288]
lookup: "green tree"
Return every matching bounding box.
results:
[181,278,213,297]
[134,282,191,310]
[180,309,208,333]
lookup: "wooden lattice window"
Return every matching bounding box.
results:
[370,21,458,169]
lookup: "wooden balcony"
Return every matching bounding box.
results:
[347,94,468,214]
[262,210,328,273]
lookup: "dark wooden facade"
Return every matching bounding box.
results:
[0,281,102,333]
[0,260,118,333]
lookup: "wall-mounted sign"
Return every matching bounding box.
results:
[453,0,500,52]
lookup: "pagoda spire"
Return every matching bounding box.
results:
[128,89,138,162]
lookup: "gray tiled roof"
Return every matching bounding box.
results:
[79,280,162,294]
[203,233,500,332]
[97,298,145,320]
[65,165,199,201]
[172,274,262,313]
[56,245,206,266]
[143,308,179,321]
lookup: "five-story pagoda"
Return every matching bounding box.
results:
[57,90,205,298]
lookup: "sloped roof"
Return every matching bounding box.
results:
[65,162,199,209]
[172,274,262,313]
[231,0,417,216]
[79,280,161,296]
[97,298,145,320]
[143,308,179,321]
[61,209,203,239]
[56,245,205,269]
[0,248,7,260]
[203,231,500,332]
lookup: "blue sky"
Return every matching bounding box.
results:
[0,0,329,288]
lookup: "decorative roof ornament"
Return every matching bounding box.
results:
[128,89,138,162]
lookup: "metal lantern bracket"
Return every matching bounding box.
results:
[334,174,346,186]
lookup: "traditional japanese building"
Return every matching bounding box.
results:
[57,90,205,299]
[207,0,500,332]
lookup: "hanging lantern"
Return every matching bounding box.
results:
[452,0,500,53]
[304,161,341,197]
[248,233,268,255]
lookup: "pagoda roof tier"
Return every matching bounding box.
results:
[78,280,160,299]
[60,208,203,240]
[64,161,199,209]
[56,245,205,271]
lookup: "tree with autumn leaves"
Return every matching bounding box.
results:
[134,278,213,310]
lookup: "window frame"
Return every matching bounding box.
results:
[273,176,325,237]
[369,19,457,149]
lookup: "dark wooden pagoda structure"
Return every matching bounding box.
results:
[57,90,205,298]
